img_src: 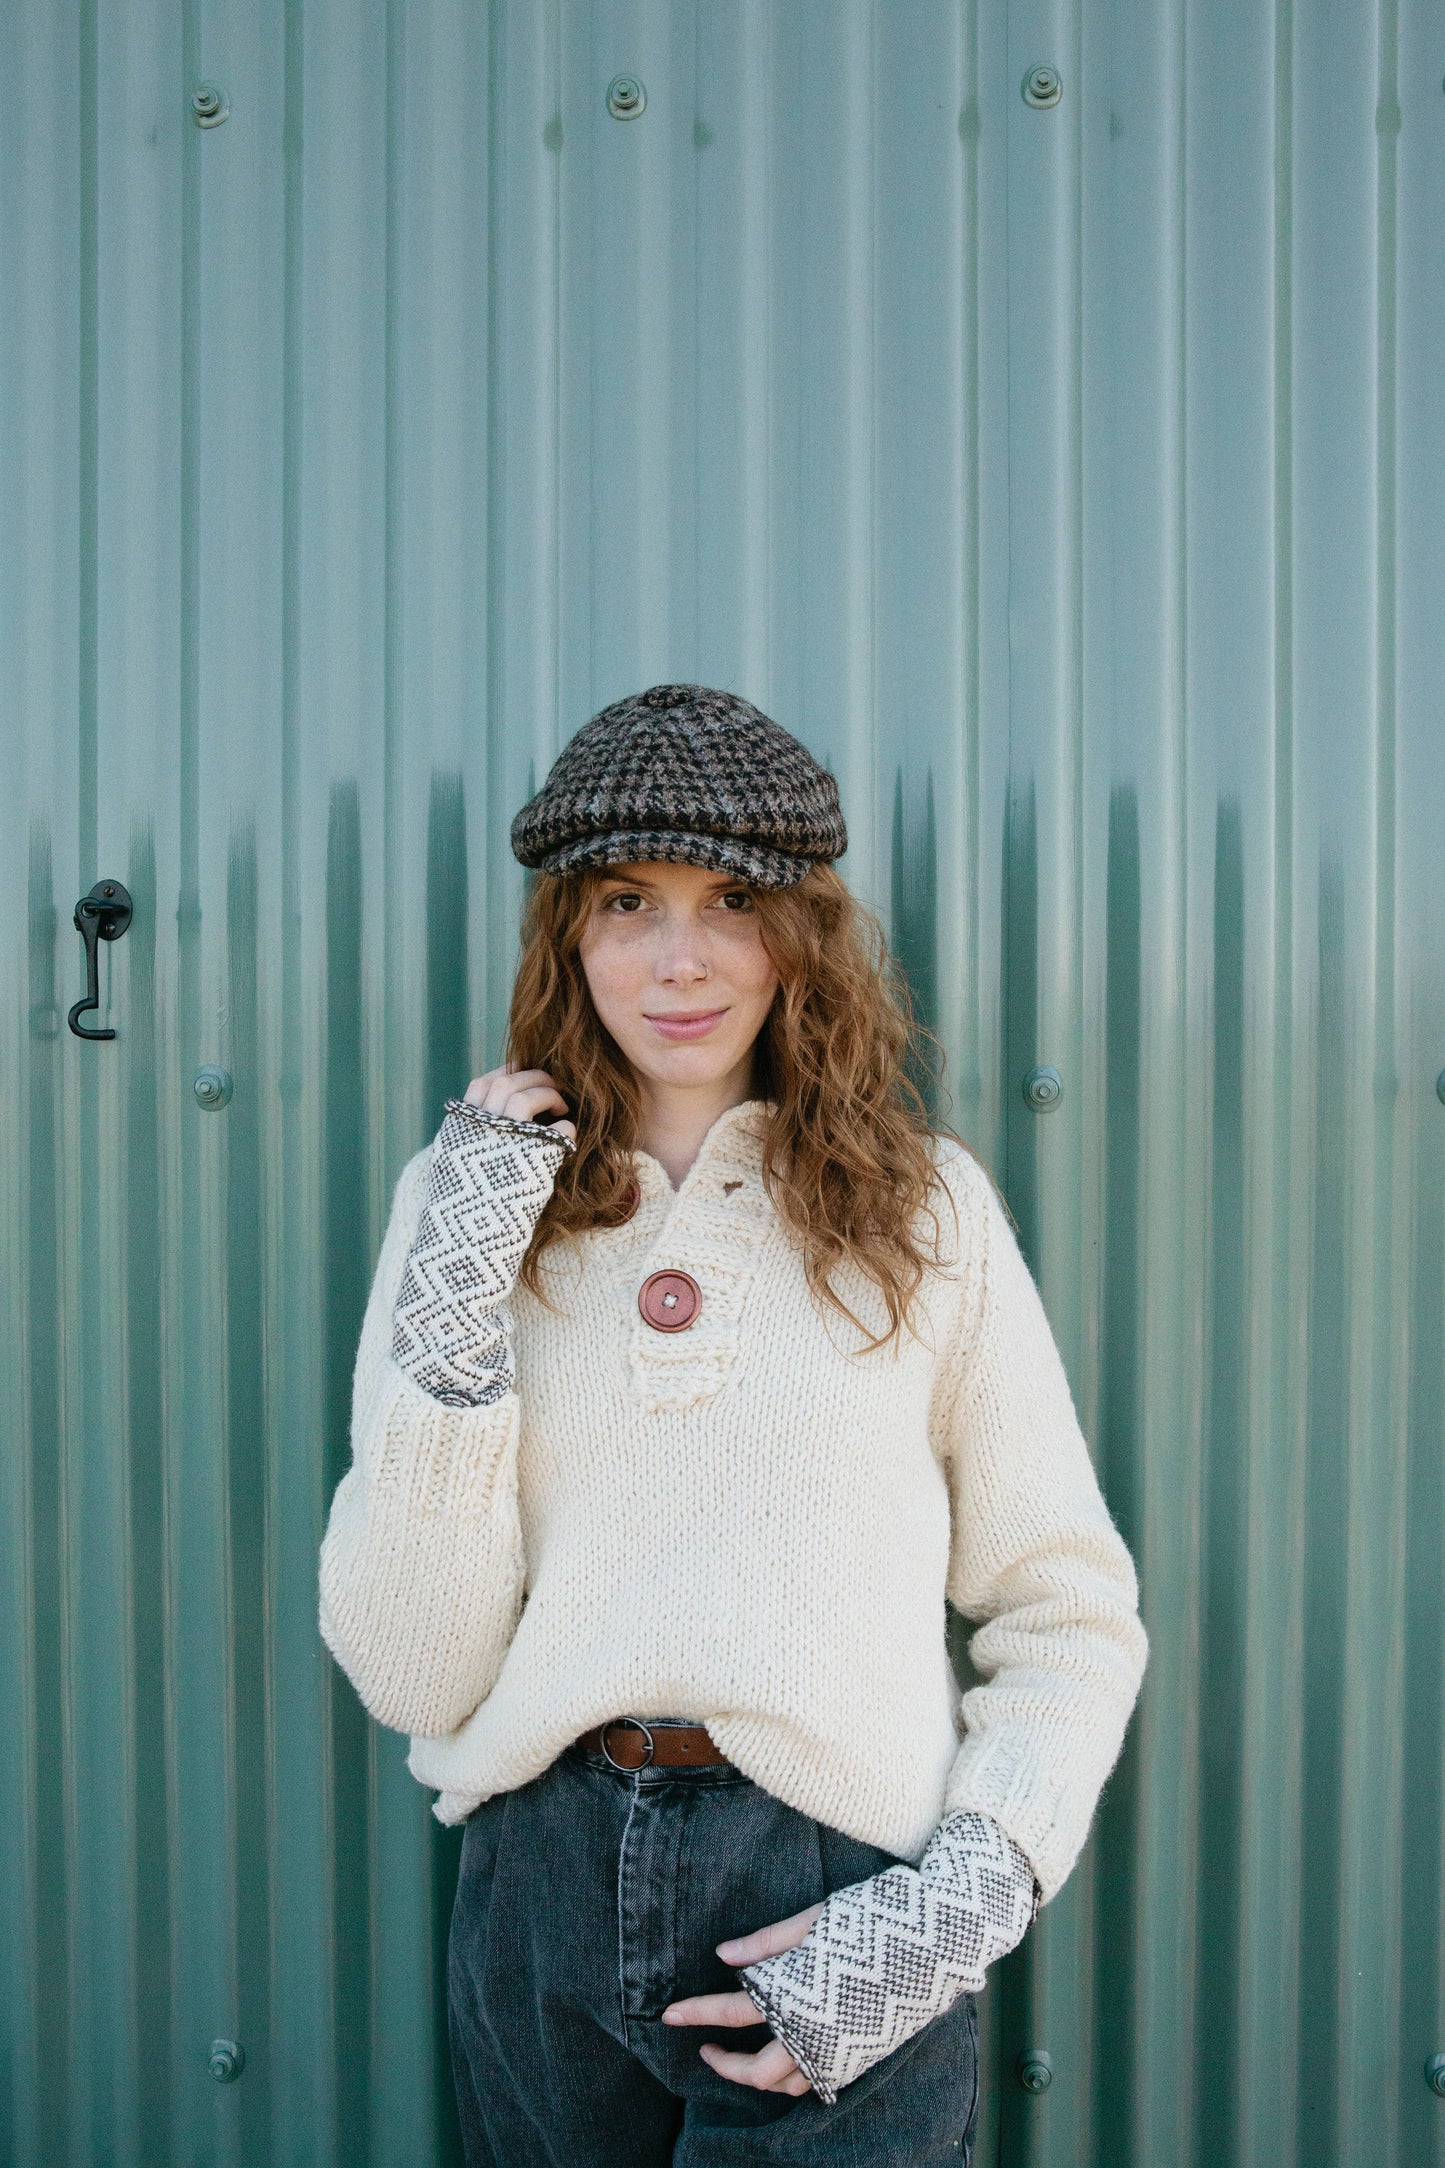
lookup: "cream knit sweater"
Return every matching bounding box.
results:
[319,1100,1147,1905]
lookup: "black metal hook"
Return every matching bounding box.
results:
[68,881,133,1040]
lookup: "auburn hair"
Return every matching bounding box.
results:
[506,862,975,1349]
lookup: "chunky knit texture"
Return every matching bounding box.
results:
[742,1807,1038,2101]
[319,1100,1148,1906]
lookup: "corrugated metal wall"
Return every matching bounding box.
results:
[2,2,1441,2162]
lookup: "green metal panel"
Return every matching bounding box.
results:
[1,2,1441,2163]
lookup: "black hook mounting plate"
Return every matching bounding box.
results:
[75,880,133,940]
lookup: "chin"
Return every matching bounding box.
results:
[630,1041,749,1089]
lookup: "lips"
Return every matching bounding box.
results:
[643,1007,729,1041]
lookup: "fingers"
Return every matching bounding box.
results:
[463,1066,571,1131]
[463,1066,509,1105]
[464,1065,559,1104]
[715,1901,824,1967]
[661,1962,817,2097]
[662,1990,761,2030]
[697,2039,812,2095]
[493,1083,569,1124]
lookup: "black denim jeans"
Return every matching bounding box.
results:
[448,1737,980,2166]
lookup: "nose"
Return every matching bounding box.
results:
[653,915,710,984]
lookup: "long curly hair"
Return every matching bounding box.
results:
[506,863,975,1348]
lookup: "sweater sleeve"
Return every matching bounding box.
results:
[935,1156,1148,1906]
[318,1107,568,1737]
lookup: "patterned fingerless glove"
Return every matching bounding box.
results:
[390,1098,573,1407]
[740,1809,1040,2103]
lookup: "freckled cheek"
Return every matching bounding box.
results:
[578,931,654,1029]
[713,923,777,991]
[731,939,780,1015]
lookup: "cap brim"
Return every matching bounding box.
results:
[529,828,815,890]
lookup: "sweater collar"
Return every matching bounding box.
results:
[631,1097,772,1203]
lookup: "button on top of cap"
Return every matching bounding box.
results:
[638,1269,701,1332]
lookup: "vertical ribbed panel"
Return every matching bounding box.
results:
[1,3,1440,2162]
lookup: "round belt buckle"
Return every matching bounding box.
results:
[601,1716,655,1772]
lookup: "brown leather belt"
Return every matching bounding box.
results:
[577,1719,730,1771]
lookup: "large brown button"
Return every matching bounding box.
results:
[638,1269,701,1332]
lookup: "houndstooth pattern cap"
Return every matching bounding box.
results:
[509,684,847,890]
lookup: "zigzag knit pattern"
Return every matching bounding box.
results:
[390,1099,572,1407]
[741,1809,1040,2103]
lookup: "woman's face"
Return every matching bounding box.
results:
[577,861,780,1094]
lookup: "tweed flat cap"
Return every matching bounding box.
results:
[509,683,847,890]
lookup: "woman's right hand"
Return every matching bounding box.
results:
[464,1065,577,1147]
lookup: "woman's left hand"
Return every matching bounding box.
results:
[661,1901,824,2096]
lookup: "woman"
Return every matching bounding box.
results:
[320,683,1148,2165]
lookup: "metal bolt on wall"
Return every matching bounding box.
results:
[1017,2047,1053,2092]
[191,81,229,125]
[193,1066,234,1110]
[1022,1065,1064,1112]
[606,74,646,119]
[208,2040,245,2084]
